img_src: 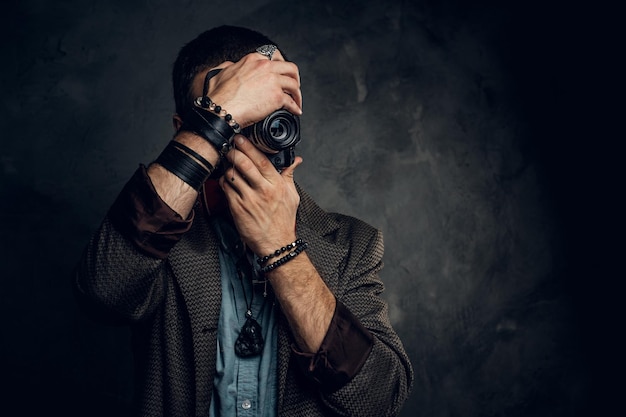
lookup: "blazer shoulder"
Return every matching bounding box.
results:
[296,184,381,246]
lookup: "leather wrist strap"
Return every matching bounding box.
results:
[181,106,235,157]
[180,67,236,158]
[155,141,210,190]
[171,139,215,172]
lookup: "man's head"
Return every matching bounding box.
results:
[172,25,279,117]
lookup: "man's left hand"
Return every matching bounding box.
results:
[219,135,302,257]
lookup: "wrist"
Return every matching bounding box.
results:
[203,95,250,129]
[173,130,221,168]
[256,237,307,275]
[180,105,237,160]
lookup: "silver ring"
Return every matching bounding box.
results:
[256,44,277,60]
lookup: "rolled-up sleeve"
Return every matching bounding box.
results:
[107,164,194,259]
[291,300,374,393]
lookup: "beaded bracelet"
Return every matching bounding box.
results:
[260,241,308,275]
[195,96,241,133]
[257,238,304,266]
[198,67,241,133]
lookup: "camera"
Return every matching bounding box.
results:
[242,109,301,170]
[183,101,301,173]
[190,67,301,170]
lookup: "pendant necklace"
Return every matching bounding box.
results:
[234,258,265,357]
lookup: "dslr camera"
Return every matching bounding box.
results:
[241,109,301,169]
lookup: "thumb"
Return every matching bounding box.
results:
[281,156,303,180]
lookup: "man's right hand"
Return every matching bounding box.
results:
[193,50,303,129]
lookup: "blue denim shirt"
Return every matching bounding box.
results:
[209,216,278,417]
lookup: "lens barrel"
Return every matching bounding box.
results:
[243,110,301,154]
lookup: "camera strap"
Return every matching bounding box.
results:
[179,67,236,177]
[202,68,223,98]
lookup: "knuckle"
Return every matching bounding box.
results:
[257,156,271,171]
[270,89,284,105]
[259,184,272,198]
[242,53,256,63]
[238,157,253,171]
[254,58,271,71]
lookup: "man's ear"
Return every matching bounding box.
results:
[172,114,183,131]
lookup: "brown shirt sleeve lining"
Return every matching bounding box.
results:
[291,300,374,393]
[107,164,193,259]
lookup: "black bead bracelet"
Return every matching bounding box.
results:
[195,96,241,134]
[260,241,308,275]
[257,238,304,266]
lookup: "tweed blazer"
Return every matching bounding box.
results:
[75,180,413,417]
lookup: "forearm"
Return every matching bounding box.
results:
[147,131,221,218]
[270,254,412,414]
[293,223,413,411]
[266,252,336,352]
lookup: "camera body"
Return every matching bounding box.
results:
[242,109,301,169]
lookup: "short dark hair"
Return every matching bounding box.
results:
[172,25,278,116]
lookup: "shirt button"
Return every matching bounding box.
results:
[241,399,251,410]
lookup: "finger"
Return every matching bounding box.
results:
[229,136,276,181]
[225,145,265,187]
[277,75,303,113]
[250,57,300,88]
[280,156,303,180]
[231,135,266,165]
[258,74,302,116]
[243,51,274,63]
[219,176,246,217]
[242,49,295,75]
[219,170,244,198]
[269,60,301,87]
[245,59,300,94]
[282,90,303,115]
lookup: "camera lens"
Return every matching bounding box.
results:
[270,118,288,140]
[244,109,300,153]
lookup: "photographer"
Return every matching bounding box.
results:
[74,25,413,417]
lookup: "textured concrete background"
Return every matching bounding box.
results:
[0,0,619,416]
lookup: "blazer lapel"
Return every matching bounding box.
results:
[168,213,222,414]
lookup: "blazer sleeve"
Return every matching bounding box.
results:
[73,165,192,324]
[321,220,414,417]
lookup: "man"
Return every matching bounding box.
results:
[74,25,413,416]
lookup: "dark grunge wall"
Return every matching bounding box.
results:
[1,1,619,416]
